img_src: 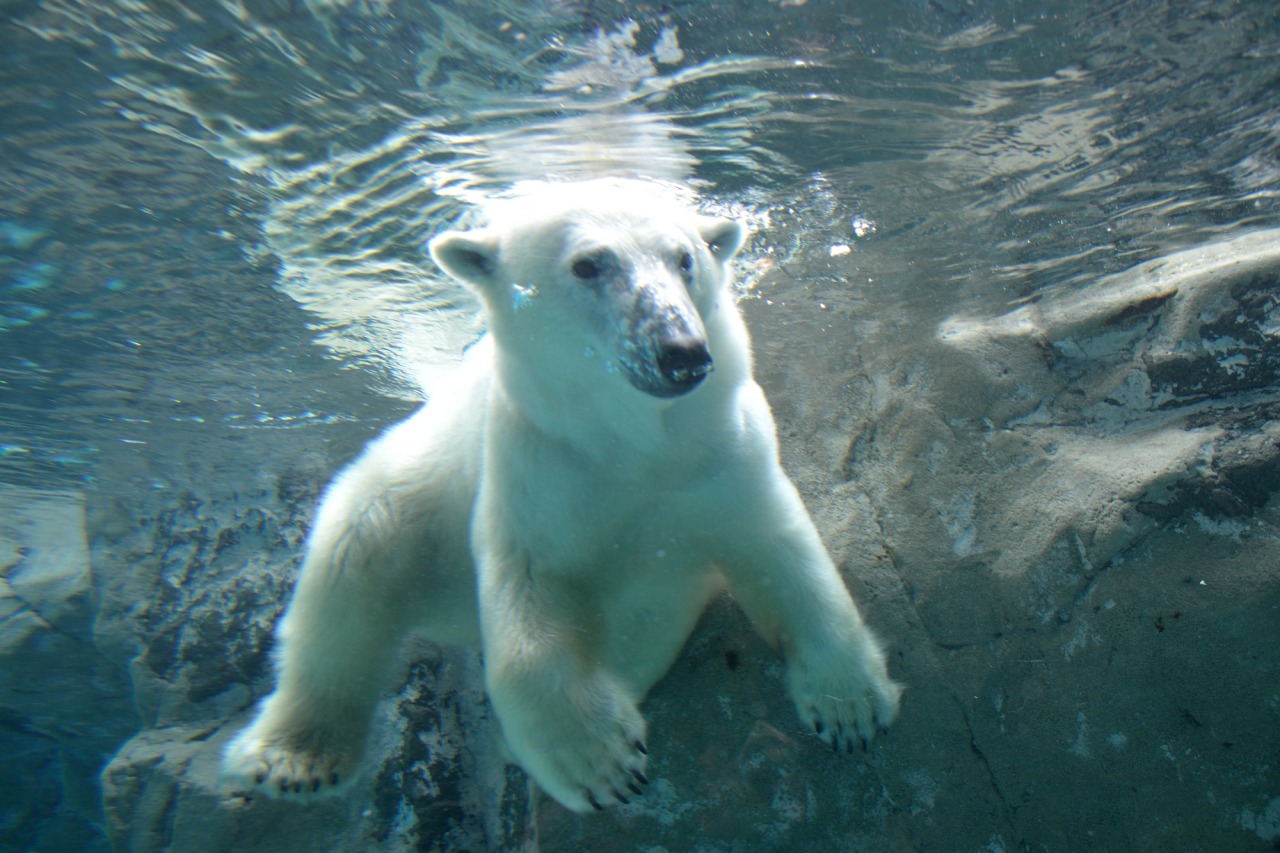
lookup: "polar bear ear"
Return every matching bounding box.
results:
[429,229,500,289]
[698,217,747,264]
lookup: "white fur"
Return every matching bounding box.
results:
[221,179,902,812]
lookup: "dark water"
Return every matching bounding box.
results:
[2,0,1279,850]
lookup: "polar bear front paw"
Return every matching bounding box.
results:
[495,672,650,813]
[221,714,363,799]
[788,638,903,754]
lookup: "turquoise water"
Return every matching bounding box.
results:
[5,1,1277,489]
[2,1,1279,850]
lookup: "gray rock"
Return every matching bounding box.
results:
[90,230,1280,850]
[0,486,131,853]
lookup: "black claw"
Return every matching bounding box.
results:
[277,779,288,793]
[329,771,340,786]
[586,791,604,812]
[861,737,870,753]
[311,777,322,792]
[611,787,630,805]
[292,781,303,794]
[627,781,644,797]
[830,736,839,753]
[813,719,824,735]
[632,769,649,786]
[254,771,266,785]
[634,740,648,756]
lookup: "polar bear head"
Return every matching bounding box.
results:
[429,179,746,399]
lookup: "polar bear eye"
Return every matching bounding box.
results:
[677,252,694,273]
[570,251,614,280]
[571,255,605,281]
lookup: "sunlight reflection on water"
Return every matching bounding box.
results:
[2,0,1278,487]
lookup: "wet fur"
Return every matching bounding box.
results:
[221,179,902,812]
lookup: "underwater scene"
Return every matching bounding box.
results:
[3,0,1280,850]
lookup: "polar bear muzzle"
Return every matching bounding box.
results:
[628,333,711,398]
[617,285,713,398]
[618,327,713,398]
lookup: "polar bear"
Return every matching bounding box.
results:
[222,178,902,812]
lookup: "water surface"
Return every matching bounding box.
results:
[1,1,1278,849]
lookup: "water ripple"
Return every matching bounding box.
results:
[3,0,1278,485]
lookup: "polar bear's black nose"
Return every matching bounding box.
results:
[657,338,713,392]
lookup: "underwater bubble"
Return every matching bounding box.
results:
[851,217,876,238]
[510,282,538,311]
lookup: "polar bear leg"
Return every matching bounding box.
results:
[223,397,481,799]
[477,564,649,814]
[222,495,421,798]
[721,477,902,753]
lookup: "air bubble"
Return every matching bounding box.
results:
[510,282,538,311]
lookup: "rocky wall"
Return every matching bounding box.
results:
[7,230,1278,851]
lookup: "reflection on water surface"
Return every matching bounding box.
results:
[1,2,1278,850]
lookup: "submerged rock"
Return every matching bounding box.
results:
[0,487,133,852]
[27,230,1280,850]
